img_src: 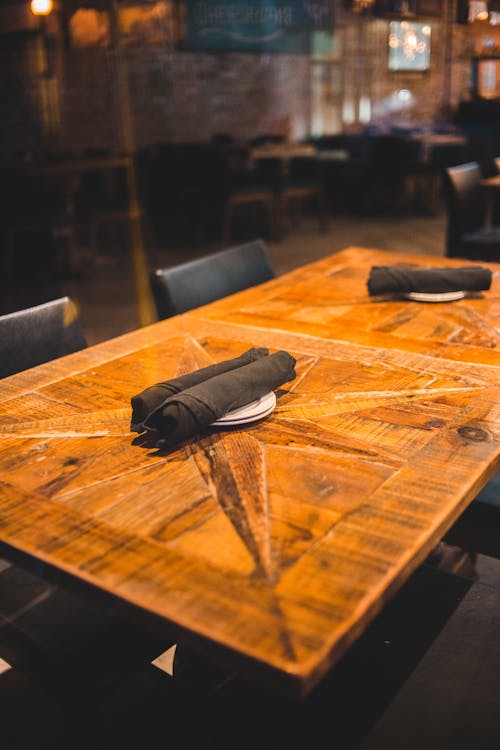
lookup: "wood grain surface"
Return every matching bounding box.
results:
[0,246,499,696]
[188,246,500,366]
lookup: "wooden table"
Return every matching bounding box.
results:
[0,247,499,697]
[409,132,468,164]
[250,143,316,167]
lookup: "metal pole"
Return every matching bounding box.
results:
[442,0,456,115]
[108,0,155,327]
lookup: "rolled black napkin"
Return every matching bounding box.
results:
[131,347,269,432]
[367,265,492,296]
[131,349,296,446]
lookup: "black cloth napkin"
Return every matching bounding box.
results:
[367,265,492,296]
[130,348,296,446]
[131,347,268,432]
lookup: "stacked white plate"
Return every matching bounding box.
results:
[405,291,465,302]
[211,391,276,427]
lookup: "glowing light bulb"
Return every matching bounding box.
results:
[30,0,53,16]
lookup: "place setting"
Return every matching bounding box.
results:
[366,264,493,302]
[130,346,296,449]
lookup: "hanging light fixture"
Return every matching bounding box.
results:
[30,0,54,16]
[467,0,500,22]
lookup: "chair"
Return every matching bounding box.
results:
[251,155,328,237]
[0,298,167,703]
[443,162,500,261]
[248,134,286,148]
[211,133,235,146]
[0,296,87,380]
[0,296,90,675]
[150,239,275,319]
[362,134,418,215]
[221,154,277,244]
[143,142,233,247]
[281,155,329,233]
[1,164,74,283]
[74,150,140,260]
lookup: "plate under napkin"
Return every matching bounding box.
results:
[405,291,466,302]
[211,391,276,426]
[134,349,296,447]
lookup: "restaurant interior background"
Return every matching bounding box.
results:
[2,0,500,338]
[3,0,499,153]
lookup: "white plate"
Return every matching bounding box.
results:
[405,291,466,303]
[211,391,276,427]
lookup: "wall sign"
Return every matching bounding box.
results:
[182,0,334,53]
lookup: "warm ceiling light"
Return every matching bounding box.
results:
[30,0,53,16]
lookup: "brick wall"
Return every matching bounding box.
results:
[0,11,477,157]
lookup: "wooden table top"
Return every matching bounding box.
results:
[1,246,499,697]
[189,246,500,367]
[31,154,132,176]
[251,144,316,161]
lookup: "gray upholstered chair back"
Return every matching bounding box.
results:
[0,296,87,379]
[150,239,275,320]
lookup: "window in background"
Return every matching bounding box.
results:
[388,21,431,72]
[475,58,500,98]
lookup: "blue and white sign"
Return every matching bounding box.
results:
[182,0,334,52]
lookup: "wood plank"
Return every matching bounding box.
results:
[187,246,500,367]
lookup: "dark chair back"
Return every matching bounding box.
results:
[211,133,235,146]
[0,296,87,379]
[150,239,275,319]
[253,156,285,191]
[248,134,286,148]
[288,155,321,183]
[443,162,487,244]
[368,134,416,175]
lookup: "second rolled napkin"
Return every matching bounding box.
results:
[367,265,492,297]
[131,349,296,447]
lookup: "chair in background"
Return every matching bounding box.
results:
[248,134,286,148]
[150,239,275,319]
[488,156,500,224]
[142,142,230,248]
[443,161,500,261]
[1,164,74,284]
[74,149,140,261]
[442,162,500,530]
[0,296,87,380]
[220,149,277,244]
[210,133,235,146]
[361,134,418,215]
[251,155,328,237]
[0,296,89,672]
[280,155,329,234]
